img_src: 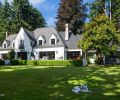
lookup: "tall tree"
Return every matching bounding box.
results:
[89,0,107,19]
[111,0,120,29]
[56,0,86,34]
[12,0,46,33]
[78,15,120,64]
[0,0,13,43]
[0,0,46,44]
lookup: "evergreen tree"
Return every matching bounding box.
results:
[111,0,120,29]
[56,0,86,34]
[0,0,46,44]
[89,0,107,19]
[12,0,46,33]
[0,0,13,43]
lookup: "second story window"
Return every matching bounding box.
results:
[20,40,24,45]
[31,42,32,46]
[4,44,7,48]
[51,39,55,45]
[38,40,42,46]
[13,43,15,47]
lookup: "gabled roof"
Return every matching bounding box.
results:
[23,28,35,41]
[59,32,82,49]
[0,34,17,50]
[6,34,17,41]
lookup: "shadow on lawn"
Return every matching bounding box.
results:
[0,66,120,100]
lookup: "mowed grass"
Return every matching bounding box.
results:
[0,65,120,100]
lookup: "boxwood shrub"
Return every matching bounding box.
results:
[10,60,82,67]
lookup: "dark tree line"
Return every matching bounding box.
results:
[56,0,120,35]
[0,0,46,43]
[56,0,86,35]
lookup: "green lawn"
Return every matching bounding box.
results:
[0,65,120,100]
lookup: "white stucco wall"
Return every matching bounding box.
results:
[14,28,32,59]
[34,47,65,60]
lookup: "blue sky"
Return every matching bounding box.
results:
[33,0,93,26]
[0,0,94,26]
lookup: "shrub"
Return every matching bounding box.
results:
[10,60,19,65]
[0,60,4,65]
[7,49,15,60]
[10,60,82,67]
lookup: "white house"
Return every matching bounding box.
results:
[0,24,82,60]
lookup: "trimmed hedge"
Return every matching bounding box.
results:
[0,60,4,65]
[10,60,82,67]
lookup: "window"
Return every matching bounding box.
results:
[51,39,55,45]
[38,40,42,46]
[13,43,15,47]
[4,44,7,48]
[67,51,80,60]
[31,42,32,46]
[20,40,24,45]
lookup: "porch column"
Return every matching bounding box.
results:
[35,52,39,60]
[0,54,1,59]
[15,52,18,60]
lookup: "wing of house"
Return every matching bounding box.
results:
[0,25,82,60]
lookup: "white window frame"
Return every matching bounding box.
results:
[50,34,57,45]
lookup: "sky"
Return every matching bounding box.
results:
[0,0,93,26]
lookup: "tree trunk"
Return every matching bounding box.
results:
[96,49,103,64]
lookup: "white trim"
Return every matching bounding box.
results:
[50,34,57,45]
[67,49,82,56]
[67,49,82,51]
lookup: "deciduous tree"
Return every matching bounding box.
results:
[78,15,120,64]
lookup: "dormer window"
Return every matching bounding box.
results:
[13,43,15,47]
[31,41,33,46]
[38,40,42,46]
[4,44,7,48]
[50,34,57,45]
[51,39,55,45]
[37,35,45,46]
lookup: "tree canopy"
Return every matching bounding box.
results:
[56,0,86,34]
[0,0,46,43]
[111,0,120,29]
[78,14,120,64]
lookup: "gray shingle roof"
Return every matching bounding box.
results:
[0,34,17,50]
[0,27,82,50]
[33,27,65,48]
[23,28,35,41]
[59,32,82,49]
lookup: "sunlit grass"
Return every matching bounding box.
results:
[0,65,120,100]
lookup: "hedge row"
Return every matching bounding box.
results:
[0,60,82,67]
[11,60,82,67]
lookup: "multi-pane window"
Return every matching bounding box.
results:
[38,40,42,46]
[20,40,24,45]
[51,39,55,45]
[4,44,7,48]
[67,51,80,60]
[13,43,15,47]
[31,42,32,46]
[39,51,55,60]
